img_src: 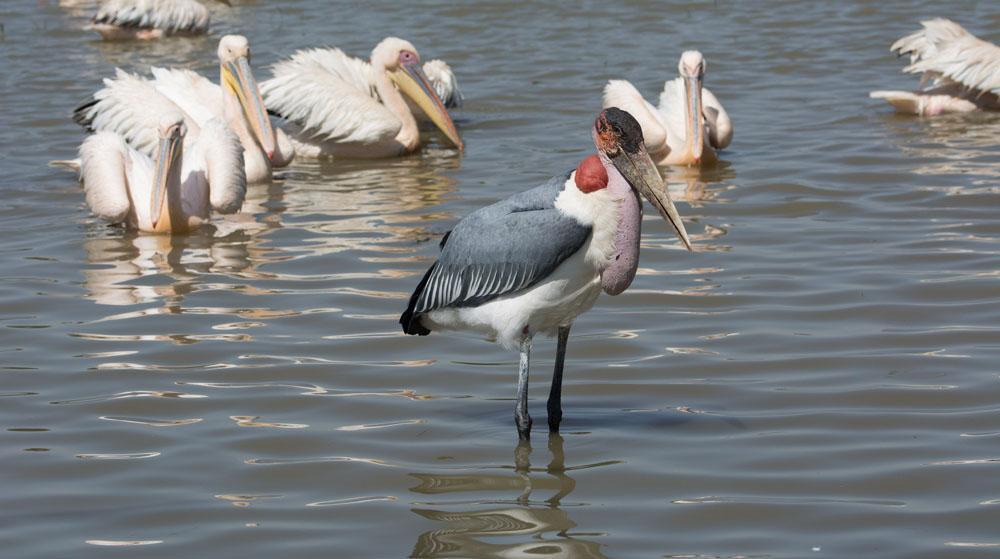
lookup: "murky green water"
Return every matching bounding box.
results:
[3,1,1000,557]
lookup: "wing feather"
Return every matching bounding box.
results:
[149,67,223,127]
[657,77,688,143]
[400,175,591,334]
[423,59,463,109]
[74,68,185,155]
[92,0,209,33]
[261,47,401,144]
[191,119,246,214]
[892,18,1000,96]
[80,132,134,223]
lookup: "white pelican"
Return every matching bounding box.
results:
[88,0,228,40]
[261,37,464,159]
[74,35,292,184]
[401,108,692,440]
[870,19,1000,115]
[80,115,246,233]
[603,51,732,167]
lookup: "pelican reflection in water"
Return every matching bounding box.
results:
[81,156,458,306]
[408,434,608,559]
[81,228,261,307]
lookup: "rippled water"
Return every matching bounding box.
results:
[4,1,1000,557]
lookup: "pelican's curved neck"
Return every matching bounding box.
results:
[372,62,419,152]
[221,68,270,181]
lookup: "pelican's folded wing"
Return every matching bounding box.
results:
[401,174,591,334]
[74,68,186,156]
[93,0,210,33]
[892,18,1000,96]
[149,67,224,127]
[80,132,133,223]
[261,47,400,144]
[196,120,247,214]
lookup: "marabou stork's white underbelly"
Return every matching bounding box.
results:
[423,247,604,350]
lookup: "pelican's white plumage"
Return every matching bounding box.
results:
[262,37,463,158]
[75,35,290,183]
[871,18,1000,115]
[603,51,732,167]
[422,59,463,109]
[80,118,246,233]
[89,0,217,40]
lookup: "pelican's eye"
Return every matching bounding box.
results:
[399,50,418,65]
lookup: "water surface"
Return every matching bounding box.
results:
[3,1,1000,557]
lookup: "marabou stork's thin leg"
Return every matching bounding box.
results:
[515,334,533,440]
[548,325,571,432]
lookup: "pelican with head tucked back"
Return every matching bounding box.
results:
[88,0,229,40]
[74,35,293,184]
[79,115,246,233]
[261,37,464,158]
[603,50,732,167]
[870,18,1000,115]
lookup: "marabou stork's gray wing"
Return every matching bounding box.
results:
[401,173,590,335]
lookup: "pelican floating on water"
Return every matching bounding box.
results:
[80,115,246,233]
[603,51,732,167]
[870,19,1000,115]
[261,37,463,158]
[74,35,292,184]
[401,108,692,440]
[88,0,228,40]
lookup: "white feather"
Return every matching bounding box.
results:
[80,132,134,223]
[892,18,1000,97]
[194,120,246,214]
[261,47,400,144]
[92,0,210,34]
[81,68,193,155]
[422,59,463,108]
[78,122,245,232]
[79,58,283,182]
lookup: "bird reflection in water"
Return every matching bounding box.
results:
[81,228,258,307]
[408,434,607,559]
[877,112,1000,182]
[660,159,736,207]
[81,154,457,307]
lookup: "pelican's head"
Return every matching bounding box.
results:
[594,108,692,250]
[677,50,706,163]
[150,114,187,231]
[678,50,706,80]
[218,35,276,160]
[372,37,463,151]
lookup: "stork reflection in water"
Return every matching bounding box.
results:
[409,434,607,559]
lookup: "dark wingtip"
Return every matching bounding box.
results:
[400,263,435,336]
[438,230,452,249]
[72,97,98,130]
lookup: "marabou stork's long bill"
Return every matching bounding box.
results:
[400,108,693,441]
